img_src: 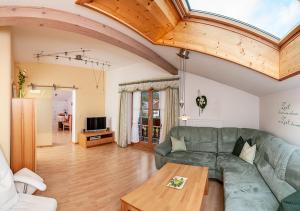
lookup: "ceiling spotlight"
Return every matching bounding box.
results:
[75,55,82,60]
[177,48,189,59]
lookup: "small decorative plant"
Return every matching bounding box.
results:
[169,177,184,187]
[167,176,187,189]
[18,68,27,98]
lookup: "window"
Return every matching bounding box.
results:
[186,0,300,39]
[138,90,161,145]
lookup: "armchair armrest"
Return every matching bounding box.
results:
[14,174,47,192]
[15,168,44,182]
[155,140,172,156]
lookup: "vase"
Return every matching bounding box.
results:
[19,86,25,98]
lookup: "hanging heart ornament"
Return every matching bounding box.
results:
[196,95,207,112]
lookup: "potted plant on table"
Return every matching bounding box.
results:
[18,68,27,98]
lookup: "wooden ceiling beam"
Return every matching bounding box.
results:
[78,0,180,42]
[0,6,177,75]
[157,20,280,79]
[279,30,300,80]
[76,0,300,80]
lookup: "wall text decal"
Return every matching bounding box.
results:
[278,102,300,128]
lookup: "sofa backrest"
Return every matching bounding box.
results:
[255,136,299,202]
[286,149,300,191]
[169,126,218,153]
[217,128,260,153]
[217,128,238,153]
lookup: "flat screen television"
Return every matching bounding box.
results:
[87,117,106,131]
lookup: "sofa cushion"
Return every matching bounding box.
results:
[155,140,172,156]
[255,131,274,151]
[224,186,278,211]
[217,154,261,180]
[222,154,279,211]
[232,136,245,156]
[239,143,256,165]
[238,128,259,144]
[286,150,300,191]
[232,136,253,156]
[166,151,216,169]
[255,137,297,202]
[218,128,239,153]
[277,191,300,211]
[169,126,218,153]
[171,136,186,152]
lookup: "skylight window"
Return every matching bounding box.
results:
[186,0,300,39]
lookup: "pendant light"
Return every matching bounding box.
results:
[177,48,190,121]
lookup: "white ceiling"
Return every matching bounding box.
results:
[11,26,147,70]
[6,0,300,97]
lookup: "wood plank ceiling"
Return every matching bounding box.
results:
[76,0,300,81]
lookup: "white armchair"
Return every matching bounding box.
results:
[0,149,57,211]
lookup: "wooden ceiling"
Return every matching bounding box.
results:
[76,0,300,80]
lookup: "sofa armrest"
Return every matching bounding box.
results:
[155,140,172,156]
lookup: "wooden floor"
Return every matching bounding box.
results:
[36,143,224,211]
[52,126,72,146]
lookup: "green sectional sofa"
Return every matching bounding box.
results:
[154,126,300,211]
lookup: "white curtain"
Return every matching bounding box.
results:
[117,92,132,147]
[160,88,179,143]
[131,91,141,143]
[119,77,179,92]
[159,90,166,143]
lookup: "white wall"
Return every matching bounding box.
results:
[16,63,105,143]
[182,72,259,129]
[27,88,53,146]
[0,28,12,162]
[106,65,260,142]
[260,87,300,146]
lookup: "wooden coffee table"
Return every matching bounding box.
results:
[121,163,209,211]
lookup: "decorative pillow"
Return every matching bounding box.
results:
[239,142,256,164]
[232,136,253,156]
[171,136,186,152]
[277,191,300,211]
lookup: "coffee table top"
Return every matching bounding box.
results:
[121,163,209,211]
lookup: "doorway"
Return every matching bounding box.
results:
[27,87,76,147]
[52,90,74,145]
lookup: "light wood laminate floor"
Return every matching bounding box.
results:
[36,143,223,211]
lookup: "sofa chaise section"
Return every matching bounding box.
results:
[154,126,300,211]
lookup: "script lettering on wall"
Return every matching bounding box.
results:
[278,102,300,128]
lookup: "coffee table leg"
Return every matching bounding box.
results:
[121,200,126,211]
[204,177,209,195]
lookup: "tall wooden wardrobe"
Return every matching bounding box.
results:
[11,98,36,173]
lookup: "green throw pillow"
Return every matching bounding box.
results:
[171,136,186,152]
[278,191,300,211]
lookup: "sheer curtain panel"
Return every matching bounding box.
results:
[117,92,132,147]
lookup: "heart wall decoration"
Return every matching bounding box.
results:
[196,89,208,116]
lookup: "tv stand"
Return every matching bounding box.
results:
[78,130,114,148]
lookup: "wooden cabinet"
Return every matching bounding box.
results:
[11,98,36,173]
[78,131,114,148]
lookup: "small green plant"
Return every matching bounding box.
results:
[169,177,184,188]
[18,68,27,98]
